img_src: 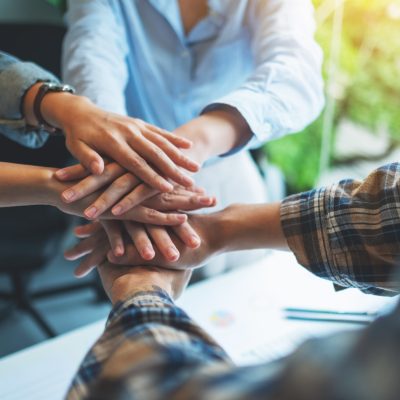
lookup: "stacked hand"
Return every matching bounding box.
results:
[65,210,222,278]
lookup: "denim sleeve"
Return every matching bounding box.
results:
[0,51,59,148]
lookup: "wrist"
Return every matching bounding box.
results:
[42,171,68,208]
[41,93,92,130]
[110,269,172,305]
[214,203,287,253]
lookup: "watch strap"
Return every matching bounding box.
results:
[33,82,75,134]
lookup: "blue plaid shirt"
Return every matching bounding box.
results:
[67,163,400,399]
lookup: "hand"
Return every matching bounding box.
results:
[38,91,200,190]
[98,261,192,304]
[48,173,189,226]
[55,162,210,219]
[64,190,216,277]
[107,213,218,270]
[66,212,222,278]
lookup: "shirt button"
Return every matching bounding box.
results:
[181,50,190,58]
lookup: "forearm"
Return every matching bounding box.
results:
[67,289,230,400]
[175,108,252,165]
[0,162,58,207]
[214,203,289,254]
[23,82,94,130]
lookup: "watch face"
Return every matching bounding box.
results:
[46,82,75,93]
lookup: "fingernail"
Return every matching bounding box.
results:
[62,189,75,201]
[167,247,179,260]
[177,214,187,222]
[85,206,97,219]
[161,180,173,192]
[112,205,122,215]
[189,161,200,171]
[114,245,124,256]
[183,175,195,186]
[190,235,201,247]
[142,246,155,260]
[91,161,101,174]
[56,169,67,178]
[199,196,213,205]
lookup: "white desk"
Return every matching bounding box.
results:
[0,251,395,399]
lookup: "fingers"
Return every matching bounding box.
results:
[127,134,195,188]
[108,138,174,193]
[172,222,201,249]
[84,173,140,219]
[74,245,109,278]
[145,123,192,149]
[55,163,91,182]
[112,184,157,216]
[123,221,155,260]
[64,230,105,261]
[61,162,125,203]
[146,225,180,261]
[144,191,216,212]
[143,130,199,172]
[101,220,125,257]
[107,243,144,265]
[67,139,105,175]
[119,206,187,226]
[74,221,102,238]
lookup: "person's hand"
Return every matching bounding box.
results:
[40,92,200,190]
[98,261,192,304]
[66,211,222,277]
[107,213,219,270]
[54,162,211,219]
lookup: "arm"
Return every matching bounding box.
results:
[63,0,128,115]
[281,163,400,295]
[0,162,56,207]
[186,0,324,161]
[67,262,400,400]
[0,51,58,147]
[0,162,210,229]
[103,163,400,295]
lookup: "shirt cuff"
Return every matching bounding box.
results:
[107,287,175,326]
[202,89,275,155]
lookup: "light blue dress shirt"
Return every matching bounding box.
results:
[63,0,325,273]
[63,0,325,151]
[0,51,58,147]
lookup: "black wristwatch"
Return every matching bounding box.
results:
[33,81,76,134]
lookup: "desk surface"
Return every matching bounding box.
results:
[0,251,395,400]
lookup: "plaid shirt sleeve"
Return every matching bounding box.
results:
[281,162,400,295]
[66,289,400,400]
[66,288,232,400]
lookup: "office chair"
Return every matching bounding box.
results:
[0,23,107,338]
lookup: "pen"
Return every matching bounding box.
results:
[283,307,377,317]
[284,314,371,325]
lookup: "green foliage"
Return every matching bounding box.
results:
[45,0,66,12]
[265,0,400,192]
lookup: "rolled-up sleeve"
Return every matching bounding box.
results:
[0,51,59,147]
[203,0,325,152]
[280,163,400,296]
[63,0,129,115]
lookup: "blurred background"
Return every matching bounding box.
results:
[266,0,400,193]
[0,0,399,356]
